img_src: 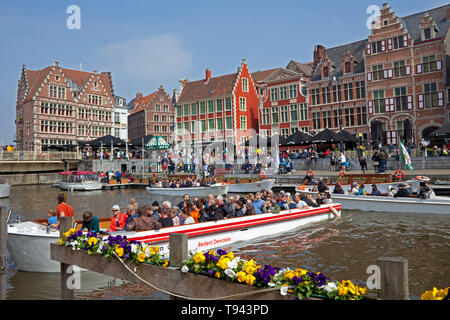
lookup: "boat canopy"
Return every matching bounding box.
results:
[58,171,98,176]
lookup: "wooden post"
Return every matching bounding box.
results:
[0,207,7,300]
[377,257,409,300]
[59,216,75,300]
[169,233,188,269]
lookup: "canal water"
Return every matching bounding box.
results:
[1,185,449,300]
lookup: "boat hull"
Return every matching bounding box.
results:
[58,181,103,191]
[227,179,275,193]
[146,184,229,197]
[0,184,10,198]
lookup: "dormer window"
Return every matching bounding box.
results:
[323,66,329,78]
[344,62,351,74]
[424,28,432,40]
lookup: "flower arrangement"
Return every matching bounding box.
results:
[421,287,449,300]
[58,228,168,268]
[182,249,367,300]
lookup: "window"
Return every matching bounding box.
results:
[312,112,321,129]
[371,41,382,54]
[393,36,405,49]
[177,106,182,117]
[239,97,247,111]
[155,105,161,111]
[216,99,223,112]
[208,119,215,131]
[49,85,57,98]
[271,107,279,124]
[323,66,329,78]
[344,83,353,101]
[280,86,288,100]
[356,81,366,99]
[324,111,332,128]
[225,98,232,111]
[423,55,436,73]
[356,107,367,126]
[208,101,214,113]
[191,103,197,115]
[270,88,278,101]
[299,103,308,121]
[154,115,159,122]
[290,104,298,122]
[322,87,331,104]
[311,89,320,105]
[262,109,270,125]
[344,62,351,74]
[424,28,431,40]
[345,108,355,127]
[184,104,189,116]
[281,128,290,138]
[216,117,223,130]
[289,85,297,99]
[201,120,207,132]
[395,87,408,111]
[242,78,249,92]
[200,102,206,114]
[184,122,189,132]
[225,116,232,130]
[280,106,289,122]
[191,121,197,133]
[372,65,384,81]
[240,116,247,130]
[373,90,386,113]
[394,60,406,77]
[424,83,438,108]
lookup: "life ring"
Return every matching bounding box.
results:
[339,171,346,179]
[415,176,430,182]
[259,171,266,179]
[298,186,306,191]
[306,170,315,177]
[395,170,405,180]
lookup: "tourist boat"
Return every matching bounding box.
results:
[0,182,10,198]
[6,204,341,272]
[146,184,229,197]
[57,171,103,191]
[223,179,275,193]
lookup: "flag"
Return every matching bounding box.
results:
[399,141,414,172]
[126,142,129,162]
[99,148,103,165]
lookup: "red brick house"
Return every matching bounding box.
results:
[15,62,115,151]
[365,3,450,145]
[174,59,259,148]
[128,85,174,144]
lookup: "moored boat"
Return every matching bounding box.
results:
[224,179,275,193]
[57,171,103,191]
[7,204,341,272]
[146,183,229,197]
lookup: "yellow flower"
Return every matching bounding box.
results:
[338,285,349,296]
[115,246,124,257]
[162,259,169,268]
[216,257,230,270]
[208,250,216,256]
[215,272,221,279]
[237,271,247,283]
[88,237,98,246]
[245,274,256,286]
[58,238,64,245]
[244,259,258,275]
[226,252,235,260]
[359,287,367,295]
[295,269,308,278]
[137,252,146,263]
[284,270,296,281]
[421,287,449,300]
[193,252,206,264]
[149,246,159,255]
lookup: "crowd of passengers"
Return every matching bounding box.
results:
[148,177,219,188]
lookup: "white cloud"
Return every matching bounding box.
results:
[93,33,192,95]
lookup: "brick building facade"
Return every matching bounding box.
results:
[127,85,174,144]
[15,62,115,151]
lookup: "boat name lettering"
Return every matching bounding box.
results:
[198,237,232,248]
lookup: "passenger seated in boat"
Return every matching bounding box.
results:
[300,193,319,208]
[333,183,345,195]
[394,183,412,198]
[151,201,161,221]
[56,193,75,227]
[253,192,265,214]
[418,181,436,199]
[371,185,382,196]
[223,196,236,219]
[388,187,396,197]
[80,210,100,233]
[124,204,139,229]
[356,184,367,196]
[125,206,162,232]
[264,199,281,214]
[302,175,314,186]
[350,183,359,195]
[234,199,246,217]
[169,208,180,226]
[109,205,127,232]
[191,201,201,223]
[42,209,58,228]
[294,193,309,209]
[245,201,256,216]
[182,208,195,224]
[317,178,330,194]
[159,208,174,228]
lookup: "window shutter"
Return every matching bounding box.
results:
[384,70,388,79]
[390,98,395,112]
[416,64,422,74]
[407,95,413,110]
[387,131,392,145]
[403,35,409,47]
[418,94,424,109]
[406,65,411,75]
[437,60,442,70]
[381,40,386,52]
[388,69,393,78]
[368,100,373,114]
[388,38,393,50]
[385,98,390,112]
[438,91,444,106]
[367,72,373,82]
[366,43,372,55]
[391,131,397,145]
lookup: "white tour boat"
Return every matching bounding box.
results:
[146,184,229,197]
[0,182,10,198]
[224,179,275,193]
[58,171,103,191]
[7,204,341,272]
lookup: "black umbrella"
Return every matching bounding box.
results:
[337,130,358,143]
[267,135,287,147]
[86,135,126,148]
[282,131,313,147]
[431,123,450,138]
[312,129,340,143]
[403,119,412,145]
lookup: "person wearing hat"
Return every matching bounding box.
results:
[109,205,127,232]
[394,183,412,198]
[80,210,100,233]
[350,182,360,195]
[370,184,382,197]
[151,201,161,221]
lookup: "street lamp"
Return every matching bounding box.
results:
[328,66,344,155]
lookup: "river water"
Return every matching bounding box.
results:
[1,185,449,300]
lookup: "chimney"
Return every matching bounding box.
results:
[205,68,211,82]
[136,92,143,100]
[54,61,60,67]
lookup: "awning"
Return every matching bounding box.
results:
[146,136,171,150]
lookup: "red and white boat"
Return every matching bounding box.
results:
[7,204,341,272]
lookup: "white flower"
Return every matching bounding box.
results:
[227,259,239,270]
[325,282,338,293]
[268,282,276,288]
[181,265,189,273]
[224,268,236,279]
[130,244,138,254]
[280,285,289,296]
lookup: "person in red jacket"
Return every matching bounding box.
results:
[109,205,127,232]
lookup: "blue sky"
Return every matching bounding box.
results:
[0,0,447,144]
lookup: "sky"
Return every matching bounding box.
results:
[0,0,448,145]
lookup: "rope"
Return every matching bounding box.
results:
[112,251,286,300]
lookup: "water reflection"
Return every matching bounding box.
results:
[3,185,450,300]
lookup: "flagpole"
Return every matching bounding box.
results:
[142,137,145,178]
